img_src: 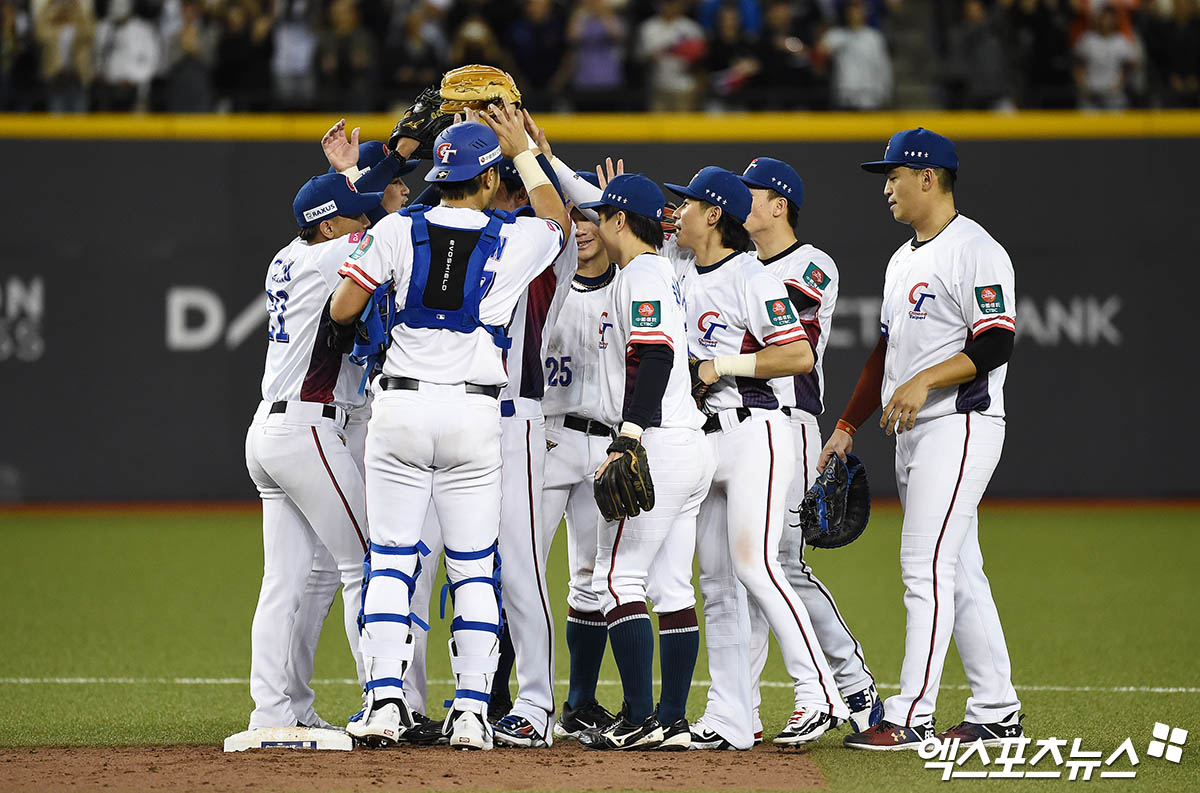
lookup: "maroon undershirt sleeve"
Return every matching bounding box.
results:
[839,333,887,431]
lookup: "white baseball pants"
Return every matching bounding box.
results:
[883,412,1020,726]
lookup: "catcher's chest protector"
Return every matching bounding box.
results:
[395,205,515,349]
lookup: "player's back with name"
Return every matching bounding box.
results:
[337,205,565,386]
[598,252,703,431]
[260,234,367,412]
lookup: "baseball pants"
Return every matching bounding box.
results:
[696,410,847,748]
[244,400,369,729]
[883,412,1020,727]
[360,385,503,717]
[749,412,874,718]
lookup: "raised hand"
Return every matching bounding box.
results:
[321,118,360,173]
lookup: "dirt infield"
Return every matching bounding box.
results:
[0,744,825,792]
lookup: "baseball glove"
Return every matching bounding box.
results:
[796,453,871,549]
[593,436,655,522]
[388,85,453,161]
[439,64,522,113]
[688,358,714,410]
[661,201,679,238]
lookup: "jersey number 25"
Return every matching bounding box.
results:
[545,355,572,387]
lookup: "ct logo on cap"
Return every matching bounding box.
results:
[436,142,458,163]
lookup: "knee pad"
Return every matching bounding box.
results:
[439,542,503,624]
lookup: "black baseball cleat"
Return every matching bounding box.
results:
[579,704,664,750]
[553,700,617,740]
[844,719,936,751]
[488,697,514,726]
[657,715,690,752]
[937,712,1024,748]
[404,711,449,746]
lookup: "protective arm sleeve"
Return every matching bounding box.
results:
[839,333,887,430]
[623,343,673,429]
[962,327,1014,374]
[354,155,402,194]
[785,284,819,314]
[550,156,603,222]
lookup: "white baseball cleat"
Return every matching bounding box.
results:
[449,709,493,751]
[346,698,414,748]
[844,683,884,733]
[773,706,834,746]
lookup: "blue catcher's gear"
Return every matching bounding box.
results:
[797,453,871,549]
[349,281,397,393]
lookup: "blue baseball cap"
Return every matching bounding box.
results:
[293,172,383,228]
[497,157,519,183]
[741,157,803,208]
[664,166,752,223]
[578,173,665,222]
[424,121,503,183]
[860,128,959,174]
[574,169,601,189]
[327,140,420,177]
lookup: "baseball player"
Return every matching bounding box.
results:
[327,105,569,751]
[539,170,622,740]
[660,167,848,749]
[243,172,385,732]
[822,128,1020,749]
[738,157,883,739]
[566,172,714,751]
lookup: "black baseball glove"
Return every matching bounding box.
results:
[796,453,871,549]
[689,358,714,410]
[388,86,454,161]
[593,436,656,522]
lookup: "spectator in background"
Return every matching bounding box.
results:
[942,0,1014,109]
[562,0,627,110]
[1151,0,1199,105]
[1008,0,1074,107]
[818,0,892,109]
[383,2,446,107]
[1,0,38,110]
[506,0,566,109]
[705,1,760,110]
[637,0,706,111]
[697,0,763,35]
[214,0,272,111]
[272,0,317,110]
[829,0,899,31]
[164,0,216,111]
[35,0,95,113]
[316,0,376,111]
[752,0,826,109]
[94,0,161,111]
[448,13,512,70]
[1074,3,1141,108]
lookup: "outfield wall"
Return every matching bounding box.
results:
[0,113,1197,501]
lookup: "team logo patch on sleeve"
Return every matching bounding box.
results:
[348,233,374,261]
[975,285,1005,315]
[802,262,830,291]
[631,300,661,328]
[766,298,797,326]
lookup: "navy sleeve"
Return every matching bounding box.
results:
[624,343,673,428]
[962,327,1015,374]
[354,155,402,194]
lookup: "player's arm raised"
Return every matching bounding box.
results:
[481,100,569,233]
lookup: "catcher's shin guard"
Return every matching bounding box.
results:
[441,543,503,715]
[357,541,431,702]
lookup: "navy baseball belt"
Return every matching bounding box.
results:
[701,406,791,434]
[378,376,501,399]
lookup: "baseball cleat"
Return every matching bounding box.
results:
[754,730,763,746]
[346,698,415,748]
[844,683,884,733]
[579,704,664,751]
[403,711,448,746]
[774,707,834,746]
[844,719,936,751]
[494,714,550,748]
[488,696,513,726]
[297,714,339,731]
[936,711,1024,748]
[688,721,739,751]
[449,709,493,751]
[658,715,690,752]
[554,700,617,740]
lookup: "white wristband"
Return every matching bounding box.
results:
[339,165,363,183]
[713,353,757,378]
[619,422,644,440]
[512,150,550,192]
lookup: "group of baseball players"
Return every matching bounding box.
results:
[240,86,1022,754]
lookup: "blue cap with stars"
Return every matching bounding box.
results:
[741,157,804,208]
[664,166,752,223]
[860,128,958,174]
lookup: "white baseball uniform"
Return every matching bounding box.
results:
[875,214,1019,726]
[748,243,875,721]
[338,205,565,719]
[679,250,848,748]
[244,233,371,729]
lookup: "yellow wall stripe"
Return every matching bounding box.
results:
[1,110,1198,142]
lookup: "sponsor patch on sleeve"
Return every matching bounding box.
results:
[348,233,374,261]
[765,298,797,326]
[802,262,830,291]
[631,300,661,328]
[975,284,1005,315]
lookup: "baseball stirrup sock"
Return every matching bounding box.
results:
[606,603,654,722]
[566,608,608,709]
[656,608,699,724]
[490,613,515,706]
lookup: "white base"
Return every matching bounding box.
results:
[223,726,353,752]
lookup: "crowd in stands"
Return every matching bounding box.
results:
[0,0,1194,113]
